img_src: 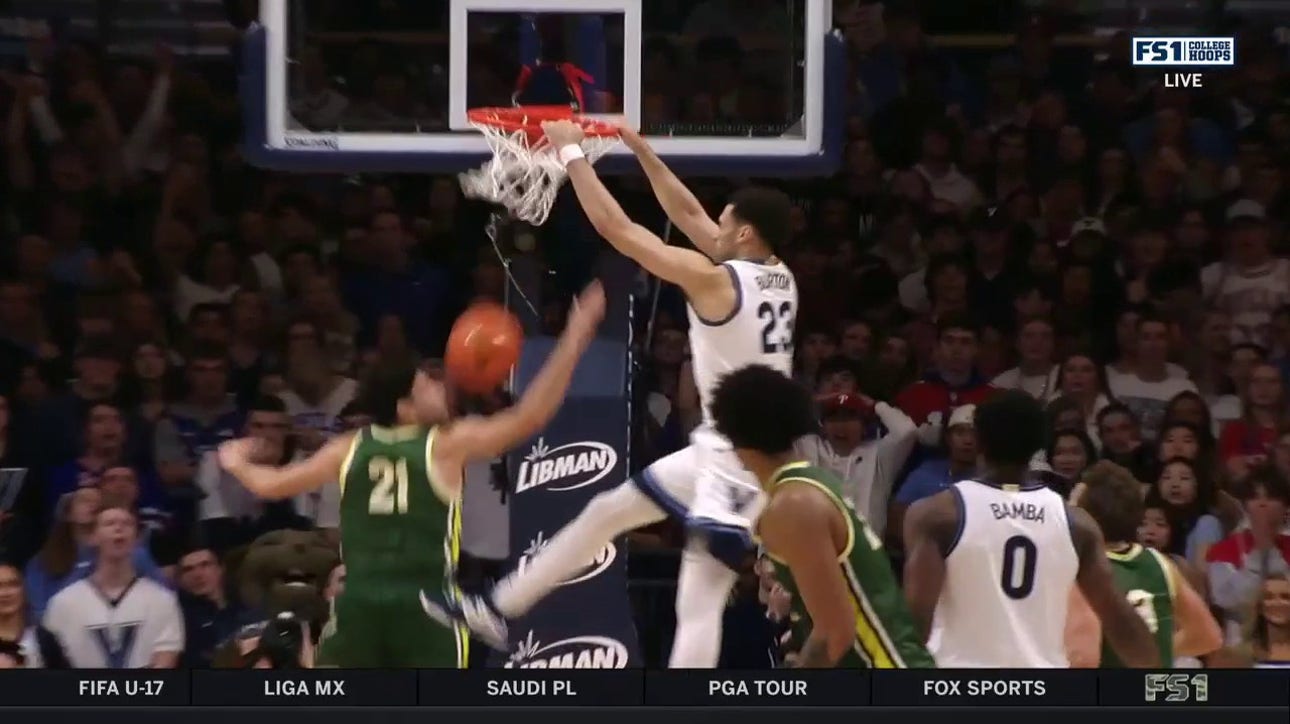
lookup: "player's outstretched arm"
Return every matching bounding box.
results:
[1166,557,1223,658]
[541,120,727,299]
[758,486,854,667]
[1069,506,1161,667]
[436,282,605,467]
[902,492,956,642]
[217,433,354,500]
[618,126,721,259]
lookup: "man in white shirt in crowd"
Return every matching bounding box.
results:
[795,391,916,538]
[43,506,183,668]
[1108,310,1198,441]
[992,316,1058,400]
[1202,200,1290,348]
[279,320,357,454]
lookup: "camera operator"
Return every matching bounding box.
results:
[227,611,316,669]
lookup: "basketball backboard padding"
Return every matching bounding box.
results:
[240,0,845,177]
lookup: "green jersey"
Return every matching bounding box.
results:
[338,425,460,593]
[1101,544,1176,667]
[760,462,936,668]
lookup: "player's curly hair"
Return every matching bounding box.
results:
[974,390,1046,467]
[1076,460,1144,544]
[711,365,817,455]
[728,186,793,254]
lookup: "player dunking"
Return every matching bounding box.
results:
[1064,461,1222,667]
[902,390,1160,668]
[710,366,935,668]
[426,121,797,667]
[216,285,604,667]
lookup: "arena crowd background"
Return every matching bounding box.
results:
[1,0,1290,670]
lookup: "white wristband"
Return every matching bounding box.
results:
[558,144,585,167]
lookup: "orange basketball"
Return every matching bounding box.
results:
[444,302,524,394]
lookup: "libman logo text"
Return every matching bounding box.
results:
[517,532,616,586]
[504,631,629,669]
[515,438,618,493]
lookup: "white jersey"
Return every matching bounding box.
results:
[687,259,797,422]
[43,577,184,668]
[928,479,1079,668]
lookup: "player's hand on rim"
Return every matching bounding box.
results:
[540,119,584,148]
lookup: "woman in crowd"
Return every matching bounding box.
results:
[1149,457,1225,567]
[0,562,68,668]
[1049,351,1112,448]
[1219,362,1286,483]
[1249,574,1290,667]
[1163,390,1219,444]
[1045,428,1096,497]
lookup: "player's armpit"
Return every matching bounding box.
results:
[228,433,354,500]
[758,487,853,667]
[1069,506,1160,667]
[901,492,955,642]
[1167,557,1223,658]
[1064,587,1102,668]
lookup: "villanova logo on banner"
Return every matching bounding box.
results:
[90,622,142,668]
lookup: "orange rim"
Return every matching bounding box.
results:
[467,106,621,139]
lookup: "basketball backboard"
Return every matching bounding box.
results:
[242,0,844,176]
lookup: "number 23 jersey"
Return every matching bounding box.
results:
[927,479,1079,668]
[687,259,797,423]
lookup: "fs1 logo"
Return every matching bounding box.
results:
[1132,37,1235,66]
[1144,673,1209,703]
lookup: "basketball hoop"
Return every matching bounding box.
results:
[459,105,620,226]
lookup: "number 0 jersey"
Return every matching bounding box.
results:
[761,462,936,668]
[687,259,797,424]
[338,425,460,595]
[928,479,1079,668]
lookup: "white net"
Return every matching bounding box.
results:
[459,116,619,227]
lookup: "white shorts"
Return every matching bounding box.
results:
[632,426,765,531]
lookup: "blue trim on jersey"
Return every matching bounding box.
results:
[692,263,742,327]
[945,485,966,556]
[632,469,689,522]
[687,518,755,570]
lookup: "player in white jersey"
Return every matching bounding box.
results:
[903,390,1159,668]
[424,121,796,667]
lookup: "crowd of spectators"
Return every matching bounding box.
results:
[1,0,1290,670]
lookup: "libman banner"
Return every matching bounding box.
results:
[487,336,640,668]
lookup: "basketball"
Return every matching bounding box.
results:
[444,302,524,394]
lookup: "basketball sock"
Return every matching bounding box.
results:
[492,482,665,618]
[668,543,738,668]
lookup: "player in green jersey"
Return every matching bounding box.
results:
[217,283,605,667]
[1066,461,1222,667]
[708,364,935,668]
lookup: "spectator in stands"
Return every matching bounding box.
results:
[1249,574,1290,666]
[123,341,179,424]
[1108,311,1199,442]
[43,506,183,668]
[1212,342,1270,431]
[44,401,132,512]
[227,289,275,405]
[1150,457,1224,567]
[279,320,357,454]
[0,562,68,668]
[154,343,242,489]
[1219,362,1285,482]
[1207,467,1290,644]
[195,396,308,552]
[1044,428,1095,497]
[895,314,996,443]
[33,336,143,466]
[992,316,1058,399]
[1162,391,1218,443]
[173,234,243,323]
[889,404,978,546]
[177,546,251,668]
[24,488,163,619]
[795,391,916,538]
[1203,204,1290,348]
[1097,403,1155,483]
[1050,351,1111,448]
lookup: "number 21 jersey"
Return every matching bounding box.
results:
[687,259,797,423]
[927,479,1079,667]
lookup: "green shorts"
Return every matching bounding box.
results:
[316,587,468,668]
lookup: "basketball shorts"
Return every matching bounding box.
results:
[316,585,468,668]
[632,426,764,568]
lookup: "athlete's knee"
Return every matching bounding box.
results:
[581,482,661,533]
